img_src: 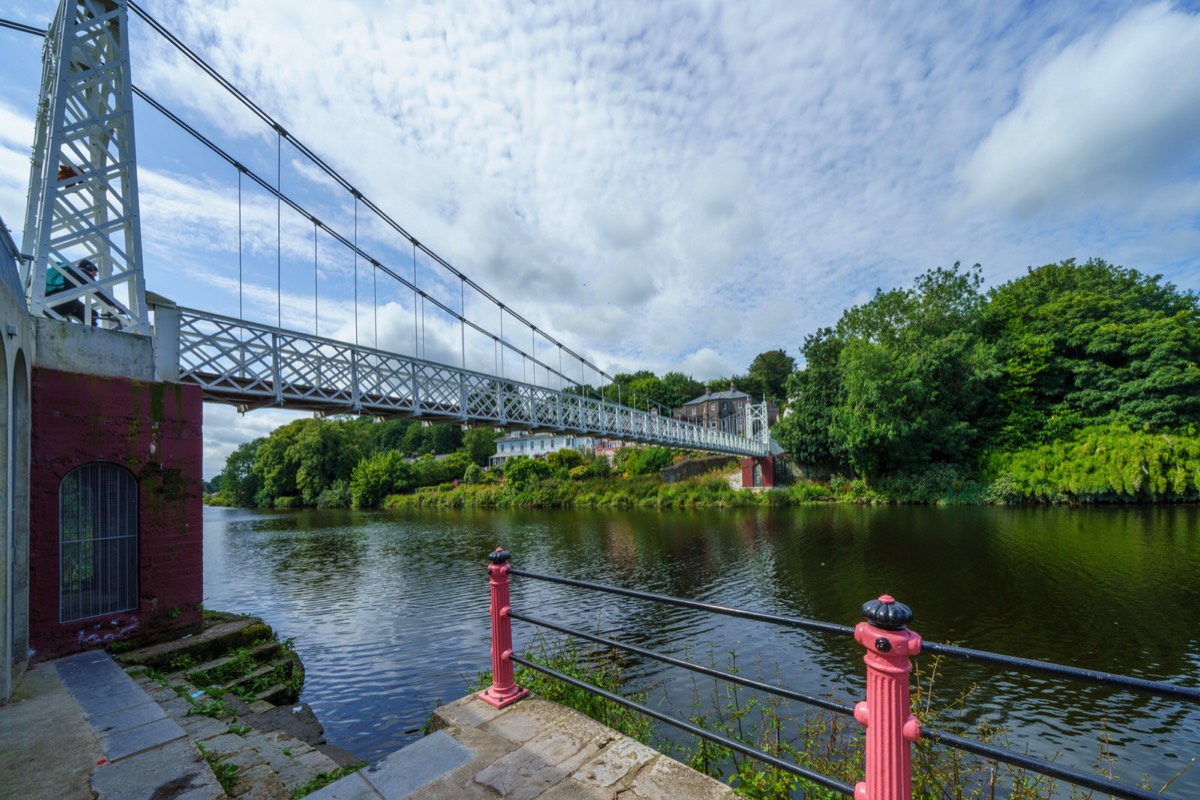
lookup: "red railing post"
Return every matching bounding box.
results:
[854,595,922,800]
[478,547,529,709]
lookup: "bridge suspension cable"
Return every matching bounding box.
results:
[123,1,672,417]
[4,6,715,421]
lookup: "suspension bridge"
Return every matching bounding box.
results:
[3,0,774,458]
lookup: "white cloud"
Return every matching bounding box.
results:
[962,3,1200,216]
[3,0,1199,466]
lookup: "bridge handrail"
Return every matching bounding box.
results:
[172,307,770,456]
[484,552,1194,800]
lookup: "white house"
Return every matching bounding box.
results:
[489,432,595,467]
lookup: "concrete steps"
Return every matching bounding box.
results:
[131,667,360,798]
[111,614,359,798]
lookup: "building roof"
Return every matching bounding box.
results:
[682,388,752,405]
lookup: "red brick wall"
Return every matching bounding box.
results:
[28,368,204,660]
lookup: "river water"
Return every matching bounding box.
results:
[202,504,1200,794]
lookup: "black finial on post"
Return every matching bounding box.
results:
[488,547,510,565]
[862,594,912,631]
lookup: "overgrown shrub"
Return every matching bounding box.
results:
[315,479,352,508]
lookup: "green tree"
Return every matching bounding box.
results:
[773,329,845,471]
[779,263,997,478]
[350,451,413,508]
[251,418,369,506]
[213,437,264,507]
[984,259,1200,447]
[747,349,797,403]
[290,419,369,505]
[657,372,706,409]
[462,428,500,466]
[401,423,464,456]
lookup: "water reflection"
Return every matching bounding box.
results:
[202,505,1199,794]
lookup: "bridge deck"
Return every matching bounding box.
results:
[172,308,770,457]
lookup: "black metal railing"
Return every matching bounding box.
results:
[478,550,1199,800]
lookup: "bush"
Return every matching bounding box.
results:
[350,451,412,508]
[545,448,584,476]
[985,423,1200,502]
[463,463,484,484]
[504,456,552,489]
[587,457,612,479]
[411,451,473,488]
[315,479,352,508]
[625,446,675,476]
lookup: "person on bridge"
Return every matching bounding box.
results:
[45,258,98,324]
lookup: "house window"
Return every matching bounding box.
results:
[59,463,139,623]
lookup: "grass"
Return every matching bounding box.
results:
[289,761,368,799]
[468,634,653,744]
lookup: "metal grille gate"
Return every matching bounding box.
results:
[59,462,138,622]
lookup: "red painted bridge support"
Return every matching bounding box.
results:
[741,455,775,488]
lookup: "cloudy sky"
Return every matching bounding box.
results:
[2,0,1199,477]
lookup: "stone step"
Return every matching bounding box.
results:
[182,641,283,681]
[129,668,356,798]
[116,617,275,672]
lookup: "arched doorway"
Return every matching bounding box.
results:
[59,463,138,623]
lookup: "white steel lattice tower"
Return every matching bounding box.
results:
[21,0,148,335]
[745,400,769,445]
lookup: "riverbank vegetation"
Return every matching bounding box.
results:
[774,259,1200,503]
[207,259,1200,508]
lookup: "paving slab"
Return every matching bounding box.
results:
[0,664,101,800]
[100,715,189,761]
[632,754,736,800]
[304,772,382,800]
[359,730,476,799]
[572,736,659,788]
[88,695,171,733]
[91,736,224,800]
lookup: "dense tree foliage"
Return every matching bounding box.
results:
[212,438,264,507]
[747,349,796,403]
[777,258,1200,499]
[983,258,1200,448]
[776,263,997,478]
[462,428,500,466]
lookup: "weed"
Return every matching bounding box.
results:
[289,761,367,798]
[196,742,239,793]
[169,653,197,671]
[187,698,235,720]
[470,633,653,744]
[228,723,252,737]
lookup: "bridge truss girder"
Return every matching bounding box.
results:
[167,307,771,458]
[21,0,148,335]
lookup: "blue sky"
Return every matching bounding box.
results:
[2,1,1199,476]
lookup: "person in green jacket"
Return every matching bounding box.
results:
[45,259,97,323]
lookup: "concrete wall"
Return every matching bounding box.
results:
[1,220,33,704]
[659,455,738,484]
[27,367,204,661]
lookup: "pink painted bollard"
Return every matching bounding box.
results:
[478,547,529,709]
[853,595,922,800]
